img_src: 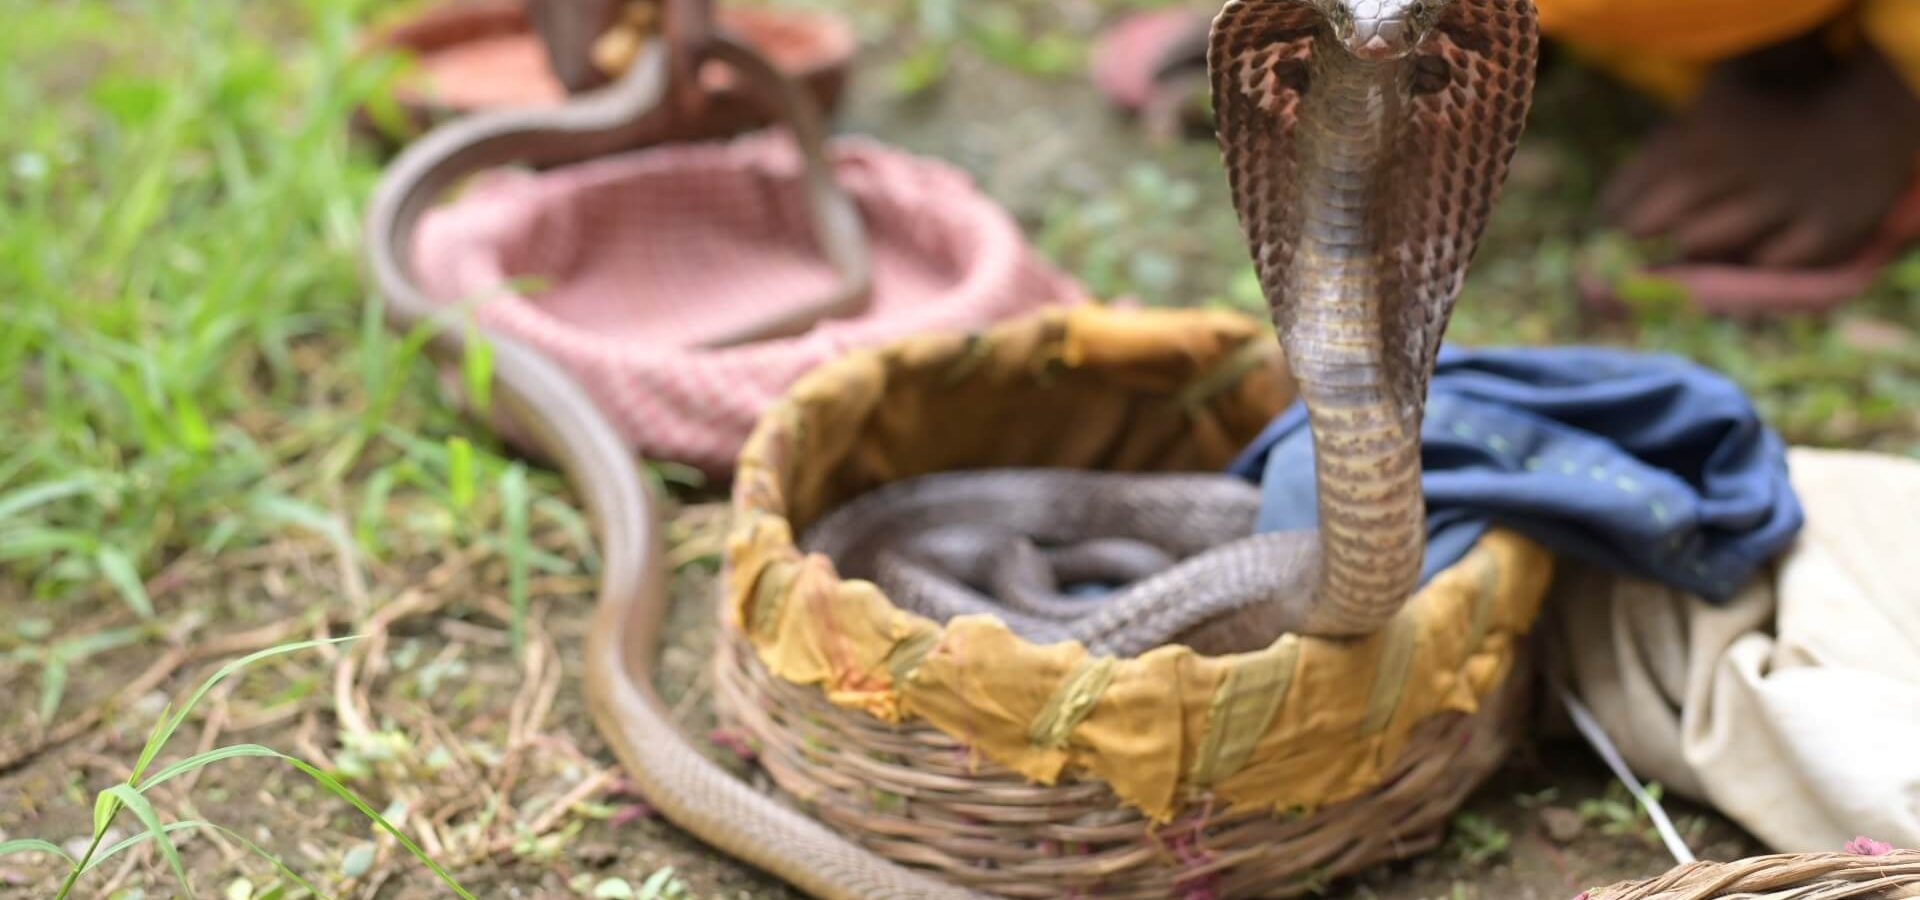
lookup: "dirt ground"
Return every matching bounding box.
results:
[0,512,1763,899]
[1,12,1781,900]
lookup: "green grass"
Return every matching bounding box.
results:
[0,0,589,652]
[0,7,526,888]
[0,4,650,890]
[0,637,476,898]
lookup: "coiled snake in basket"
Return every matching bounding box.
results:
[364,0,1537,896]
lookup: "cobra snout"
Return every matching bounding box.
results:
[1345,15,1416,59]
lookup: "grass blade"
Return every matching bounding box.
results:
[92,782,119,837]
[38,658,68,721]
[40,626,149,719]
[138,743,278,791]
[501,464,529,655]
[461,321,493,418]
[251,493,350,545]
[52,626,148,660]
[79,821,200,874]
[169,385,214,453]
[353,467,395,553]
[102,784,192,896]
[0,477,101,523]
[277,754,473,898]
[80,820,329,898]
[0,526,96,560]
[0,838,76,864]
[94,546,156,619]
[446,437,474,512]
[133,637,356,784]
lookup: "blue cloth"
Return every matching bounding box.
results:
[1226,346,1803,602]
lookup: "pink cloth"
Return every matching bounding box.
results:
[413,132,1084,473]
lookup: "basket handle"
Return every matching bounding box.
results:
[372,6,873,354]
[687,29,873,347]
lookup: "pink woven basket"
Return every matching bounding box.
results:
[412,131,1085,472]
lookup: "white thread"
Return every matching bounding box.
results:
[1557,683,1696,866]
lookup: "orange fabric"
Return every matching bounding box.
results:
[1538,0,1856,63]
[725,306,1553,822]
[1864,0,1920,94]
[1540,0,1920,104]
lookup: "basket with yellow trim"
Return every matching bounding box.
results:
[716,305,1554,897]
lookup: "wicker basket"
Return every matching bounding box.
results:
[715,306,1555,897]
[1585,850,1920,899]
[410,132,1081,473]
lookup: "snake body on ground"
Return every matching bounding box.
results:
[366,0,1537,896]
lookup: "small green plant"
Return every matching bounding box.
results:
[1512,787,1561,809]
[1447,812,1513,865]
[1035,164,1258,308]
[1578,780,1665,845]
[0,638,475,898]
[884,0,1087,95]
[4,624,148,720]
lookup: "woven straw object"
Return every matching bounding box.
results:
[716,305,1555,897]
[412,132,1082,472]
[1585,850,1920,899]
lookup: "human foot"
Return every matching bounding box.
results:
[1601,37,1920,268]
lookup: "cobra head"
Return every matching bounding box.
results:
[1317,0,1448,59]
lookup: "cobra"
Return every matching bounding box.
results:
[367,0,1538,895]
[808,0,1538,656]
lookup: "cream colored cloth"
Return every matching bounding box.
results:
[1557,447,1920,852]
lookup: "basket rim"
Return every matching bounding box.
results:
[413,133,1062,367]
[1586,848,1920,899]
[712,614,1534,896]
[722,304,1555,822]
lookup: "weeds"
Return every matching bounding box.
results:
[0,0,586,652]
[882,0,1089,95]
[0,638,473,898]
[1448,812,1514,866]
[1576,781,1709,849]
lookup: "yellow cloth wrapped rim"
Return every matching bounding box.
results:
[725,305,1553,823]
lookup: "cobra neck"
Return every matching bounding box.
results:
[1279,45,1427,636]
